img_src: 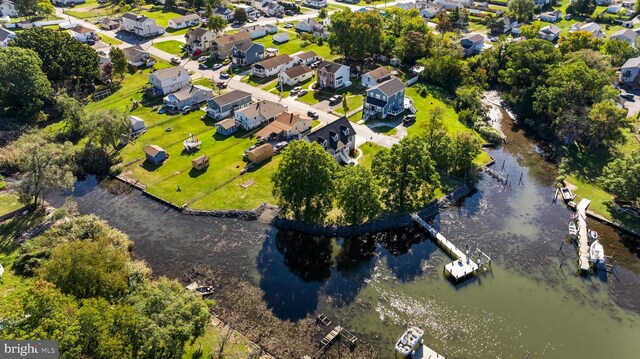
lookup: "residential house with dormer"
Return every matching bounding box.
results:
[211,31,252,59]
[148,66,190,95]
[362,77,406,120]
[304,117,356,164]
[185,27,217,56]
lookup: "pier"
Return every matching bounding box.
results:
[413,345,446,358]
[411,213,491,281]
[304,325,358,359]
[575,199,591,272]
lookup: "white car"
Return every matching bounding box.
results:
[198,56,209,62]
[284,23,293,28]
[212,63,223,70]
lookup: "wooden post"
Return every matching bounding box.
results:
[501,159,505,172]
[519,172,523,185]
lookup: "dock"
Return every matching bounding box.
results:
[576,199,592,272]
[411,213,491,281]
[306,325,357,358]
[413,345,446,358]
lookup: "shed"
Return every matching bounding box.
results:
[215,118,239,135]
[273,32,289,43]
[144,145,167,165]
[129,116,146,134]
[246,143,274,163]
[192,155,210,170]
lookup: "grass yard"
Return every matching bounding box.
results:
[152,40,185,56]
[253,32,337,61]
[183,319,257,359]
[266,76,315,97]
[372,125,397,135]
[357,142,386,168]
[297,83,366,106]
[139,7,184,28]
[98,33,123,45]
[0,192,23,217]
[334,93,364,115]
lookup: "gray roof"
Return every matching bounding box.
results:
[214,31,251,45]
[255,54,293,69]
[462,33,484,43]
[209,90,251,107]
[214,6,232,15]
[317,61,346,74]
[166,84,212,101]
[186,27,211,38]
[171,13,200,23]
[540,24,561,34]
[234,40,262,52]
[611,29,637,39]
[370,77,405,96]
[151,66,187,81]
[123,45,149,63]
[294,50,317,61]
[237,100,286,120]
[283,64,312,78]
[122,12,149,22]
[622,57,640,69]
[306,117,354,152]
[0,28,15,42]
[243,24,265,32]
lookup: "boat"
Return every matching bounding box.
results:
[588,229,598,241]
[568,221,578,236]
[395,326,424,357]
[589,240,605,264]
[183,134,202,152]
[560,188,574,201]
[195,286,214,296]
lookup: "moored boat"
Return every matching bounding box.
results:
[561,188,574,201]
[568,221,577,236]
[589,240,605,264]
[395,326,424,357]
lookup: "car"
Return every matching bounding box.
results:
[276,13,284,19]
[222,58,231,65]
[182,106,192,114]
[297,89,308,97]
[198,56,209,62]
[274,141,288,151]
[334,95,343,101]
[219,72,230,80]
[170,57,181,65]
[158,107,167,114]
[307,110,319,118]
[198,63,208,70]
[403,114,416,124]
[284,23,293,28]
[291,86,301,94]
[621,93,635,101]
[212,63,223,70]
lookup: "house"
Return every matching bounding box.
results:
[362,77,406,120]
[51,0,85,5]
[537,24,561,42]
[490,17,518,35]
[420,5,444,18]
[279,65,314,86]
[610,29,637,45]
[313,27,330,40]
[192,155,210,171]
[596,0,612,4]
[251,54,295,78]
[206,90,253,120]
[121,13,165,37]
[0,1,17,17]
[148,66,190,95]
[100,18,119,30]
[215,119,239,135]
[433,0,463,9]
[304,117,356,164]
[246,143,274,163]
[540,10,561,23]
[577,22,605,39]
[361,66,391,87]
[607,4,623,13]
[241,25,267,39]
[460,33,485,56]
[620,57,640,84]
[265,24,278,34]
[214,7,234,21]
[234,100,287,130]
[317,61,351,90]
[129,116,146,135]
[296,18,323,33]
[232,41,265,67]
[185,27,217,57]
[0,27,15,47]
[123,45,156,67]
[256,0,284,16]
[168,13,200,30]
[69,25,97,43]
[256,112,312,141]
[211,31,252,59]
[163,84,213,111]
[293,51,318,66]
[273,32,289,43]
[396,1,417,10]
[534,0,550,7]
[144,145,167,165]
[303,0,327,8]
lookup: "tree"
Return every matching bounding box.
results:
[508,0,535,22]
[0,47,53,119]
[300,32,313,46]
[10,28,100,93]
[35,1,54,17]
[12,133,75,208]
[234,7,248,24]
[342,95,349,113]
[448,131,481,178]
[13,0,38,16]
[601,150,640,203]
[335,166,381,224]
[272,141,338,223]
[203,2,212,18]
[519,23,541,40]
[109,47,128,81]
[207,15,227,33]
[164,0,176,8]
[586,100,630,149]
[54,93,88,141]
[318,7,328,19]
[418,40,468,90]
[435,12,452,34]
[558,30,602,54]
[602,39,638,67]
[328,10,384,60]
[372,136,440,212]
[567,0,596,16]
[398,30,429,65]
[91,108,130,150]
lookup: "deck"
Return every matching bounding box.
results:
[576,199,591,272]
[413,344,446,358]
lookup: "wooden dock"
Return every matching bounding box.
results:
[411,213,489,280]
[576,199,591,272]
[413,344,446,358]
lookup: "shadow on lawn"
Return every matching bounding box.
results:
[188,167,208,178]
[141,159,163,172]
[565,143,612,181]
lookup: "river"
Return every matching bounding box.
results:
[49,113,640,358]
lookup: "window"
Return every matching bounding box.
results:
[375,94,380,99]
[382,95,386,101]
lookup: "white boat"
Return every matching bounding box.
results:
[561,188,574,201]
[588,229,598,241]
[568,221,577,236]
[395,326,424,357]
[183,134,201,152]
[589,240,605,264]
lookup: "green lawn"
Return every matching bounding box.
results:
[0,192,23,217]
[152,40,185,56]
[139,8,185,28]
[357,142,385,168]
[98,33,122,46]
[297,83,366,106]
[372,125,397,135]
[183,319,256,359]
[253,32,337,61]
[266,76,316,98]
[334,93,364,115]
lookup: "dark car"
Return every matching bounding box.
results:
[198,64,208,70]
[403,114,416,124]
[307,110,319,118]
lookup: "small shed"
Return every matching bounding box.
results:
[129,116,146,134]
[144,145,167,165]
[215,119,239,135]
[247,143,274,164]
[273,33,289,44]
[192,155,210,170]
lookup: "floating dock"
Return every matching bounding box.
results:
[411,213,490,281]
[413,345,446,358]
[576,199,592,272]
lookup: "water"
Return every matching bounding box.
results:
[49,115,640,358]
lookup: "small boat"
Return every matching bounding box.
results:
[561,188,574,201]
[183,134,202,152]
[568,221,578,236]
[589,240,605,264]
[588,229,598,241]
[195,286,214,296]
[395,326,424,357]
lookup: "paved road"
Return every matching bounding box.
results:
[55,6,403,148]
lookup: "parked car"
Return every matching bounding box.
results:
[219,72,230,80]
[182,106,192,114]
[307,110,319,118]
[291,86,301,94]
[198,56,209,62]
[621,92,635,101]
[158,107,167,114]
[274,141,288,151]
[284,23,293,28]
[223,58,231,65]
[212,63,223,70]
[403,114,416,124]
[170,57,181,65]
[297,89,308,97]
[198,63,208,70]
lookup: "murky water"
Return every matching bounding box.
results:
[50,115,640,358]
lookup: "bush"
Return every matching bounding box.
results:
[458,109,478,126]
[418,86,428,97]
[476,125,503,144]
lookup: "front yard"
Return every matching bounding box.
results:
[152,40,185,56]
[253,31,337,61]
[0,192,23,217]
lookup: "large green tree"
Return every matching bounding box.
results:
[418,38,468,90]
[272,140,338,223]
[372,137,440,212]
[507,0,535,22]
[0,47,53,119]
[328,10,383,60]
[234,7,248,24]
[586,100,630,149]
[91,108,131,150]
[54,93,88,141]
[207,14,227,33]
[335,165,381,224]
[10,28,100,93]
[602,39,638,67]
[601,149,640,203]
[109,47,128,81]
[558,30,602,54]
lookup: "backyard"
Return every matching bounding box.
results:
[152,40,185,56]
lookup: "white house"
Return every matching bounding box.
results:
[265,24,278,34]
[121,13,165,37]
[279,65,314,86]
[273,32,289,43]
[317,61,351,90]
[293,50,318,66]
[460,33,485,56]
[252,54,295,78]
[540,10,562,23]
[0,27,16,47]
[123,45,156,67]
[537,24,561,42]
[607,4,624,13]
[69,25,97,43]
[241,24,267,39]
[303,0,327,8]
[163,84,213,111]
[214,7,234,21]
[0,0,17,17]
[168,13,200,30]
[234,100,287,130]
[610,29,638,45]
[620,57,640,84]
[148,66,190,95]
[296,18,323,33]
[256,0,284,16]
[576,22,605,39]
[421,5,444,18]
[361,66,392,88]
[396,1,417,10]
